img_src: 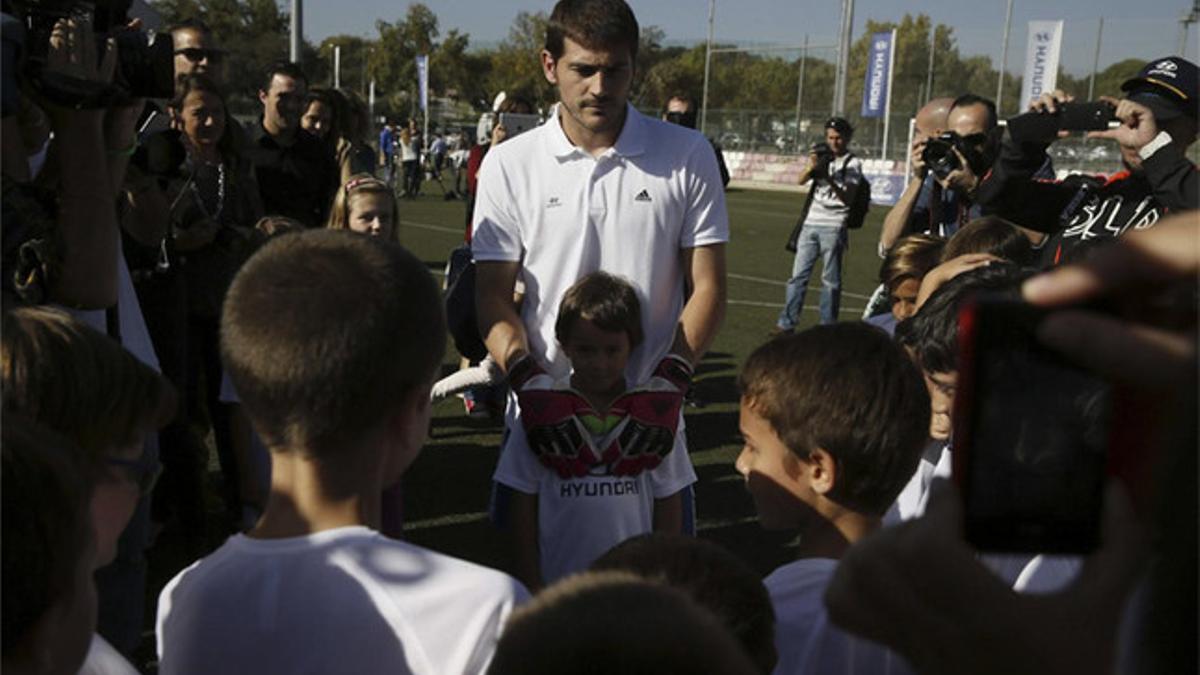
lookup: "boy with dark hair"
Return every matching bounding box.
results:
[890,262,1031,522]
[487,571,758,675]
[497,271,695,590]
[941,215,1033,266]
[2,416,97,675]
[156,230,527,674]
[592,533,778,673]
[736,322,929,674]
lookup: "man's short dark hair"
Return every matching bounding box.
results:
[545,0,640,62]
[942,216,1033,266]
[170,18,212,37]
[555,271,643,349]
[900,262,1031,375]
[592,533,778,674]
[221,230,445,456]
[825,116,854,139]
[950,93,998,130]
[260,60,308,94]
[738,323,930,516]
[2,416,92,656]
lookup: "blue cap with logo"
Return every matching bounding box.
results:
[1121,56,1198,121]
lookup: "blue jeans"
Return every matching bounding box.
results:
[778,225,846,328]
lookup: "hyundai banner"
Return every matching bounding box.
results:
[861,31,895,118]
[1019,21,1064,110]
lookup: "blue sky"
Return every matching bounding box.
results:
[304,0,1197,76]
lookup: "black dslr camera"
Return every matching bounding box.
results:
[811,141,835,176]
[921,131,994,181]
[7,0,175,109]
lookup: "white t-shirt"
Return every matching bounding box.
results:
[493,379,697,583]
[884,440,950,524]
[765,559,912,675]
[155,526,528,675]
[804,154,864,228]
[79,633,139,675]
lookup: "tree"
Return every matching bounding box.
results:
[485,11,554,111]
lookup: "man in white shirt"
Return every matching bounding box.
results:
[776,117,864,330]
[473,0,727,540]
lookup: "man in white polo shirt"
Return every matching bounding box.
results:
[472,0,728,576]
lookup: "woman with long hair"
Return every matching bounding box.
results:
[124,73,263,542]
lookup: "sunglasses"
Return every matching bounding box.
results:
[174,48,225,64]
[106,452,163,497]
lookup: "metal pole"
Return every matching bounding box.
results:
[794,34,808,153]
[925,26,935,100]
[290,0,302,64]
[997,0,1014,116]
[700,0,716,135]
[334,45,341,88]
[833,0,855,116]
[1088,18,1104,100]
[881,28,896,160]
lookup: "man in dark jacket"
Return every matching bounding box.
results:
[977,56,1198,266]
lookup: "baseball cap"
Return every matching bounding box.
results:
[1120,56,1198,121]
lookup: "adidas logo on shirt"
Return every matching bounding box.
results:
[634,190,652,202]
[547,196,562,208]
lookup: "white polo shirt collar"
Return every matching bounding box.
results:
[544,102,647,162]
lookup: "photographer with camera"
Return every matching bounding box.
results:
[773,117,863,331]
[879,95,1000,256]
[977,56,1198,267]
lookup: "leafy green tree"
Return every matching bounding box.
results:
[485,11,554,110]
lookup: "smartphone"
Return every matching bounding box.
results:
[1058,101,1117,132]
[497,113,541,139]
[1006,101,1117,143]
[953,295,1112,554]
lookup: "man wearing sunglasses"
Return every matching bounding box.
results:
[882,94,999,251]
[171,19,225,89]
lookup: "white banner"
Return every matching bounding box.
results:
[1019,20,1064,109]
[415,54,429,112]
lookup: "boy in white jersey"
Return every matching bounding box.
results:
[155,230,527,675]
[736,323,930,675]
[496,271,695,591]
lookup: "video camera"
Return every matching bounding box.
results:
[664,109,697,129]
[921,131,992,181]
[5,0,174,110]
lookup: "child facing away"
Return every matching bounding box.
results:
[155,230,528,675]
[495,271,697,591]
[736,323,930,675]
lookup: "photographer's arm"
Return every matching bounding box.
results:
[797,152,818,186]
[880,177,924,253]
[43,18,118,308]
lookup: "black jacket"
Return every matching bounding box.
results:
[977,131,1198,265]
